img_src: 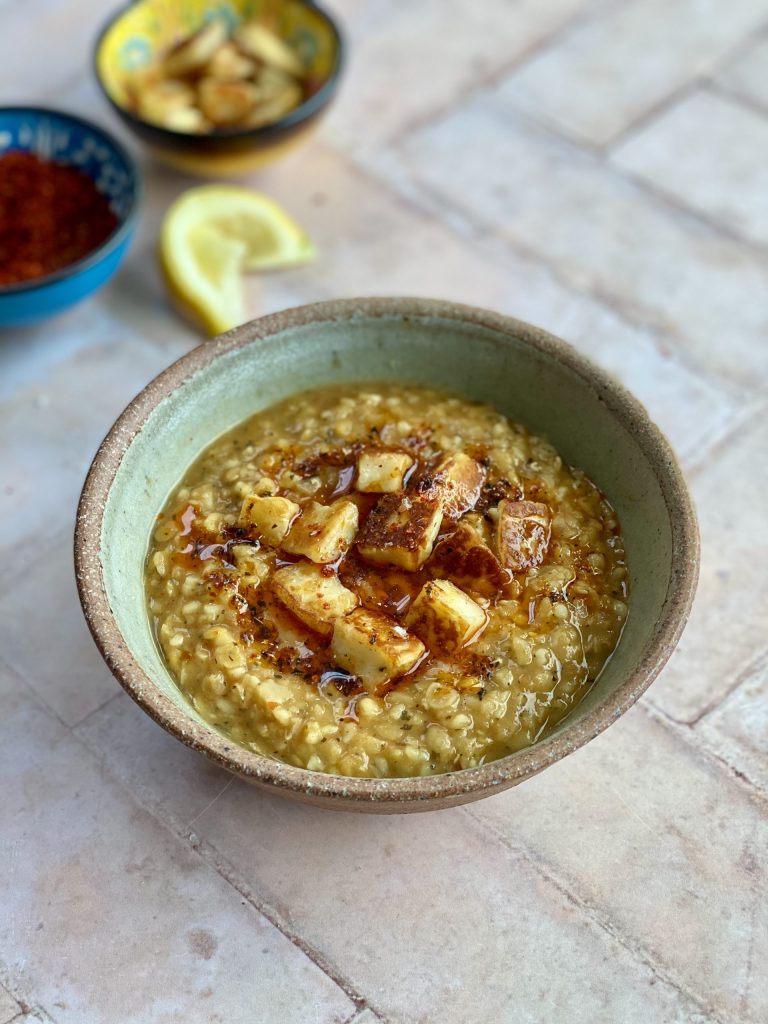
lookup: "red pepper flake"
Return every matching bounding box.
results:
[0,151,118,286]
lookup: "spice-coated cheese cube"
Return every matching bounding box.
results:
[356,449,414,493]
[282,499,359,563]
[496,499,551,571]
[428,523,507,597]
[356,494,442,571]
[405,579,487,653]
[272,562,358,637]
[419,453,485,519]
[239,495,300,546]
[331,608,425,690]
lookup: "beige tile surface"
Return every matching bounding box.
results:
[0,532,120,725]
[76,692,232,831]
[256,146,744,467]
[2,0,767,1020]
[74,702,715,1024]
[0,341,184,557]
[493,0,768,145]
[646,412,768,722]
[0,986,21,1024]
[0,672,355,1024]
[323,0,596,153]
[397,98,768,387]
[716,34,768,113]
[695,659,768,793]
[612,89,768,248]
[471,707,768,1022]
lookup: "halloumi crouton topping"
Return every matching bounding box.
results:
[239,494,300,545]
[272,562,358,637]
[356,448,414,493]
[356,493,443,571]
[331,608,426,690]
[428,523,507,598]
[418,452,485,519]
[405,579,487,652]
[496,499,552,571]
[282,499,359,563]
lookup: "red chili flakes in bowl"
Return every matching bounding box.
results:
[0,151,118,286]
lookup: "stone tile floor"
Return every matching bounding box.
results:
[1,0,767,1021]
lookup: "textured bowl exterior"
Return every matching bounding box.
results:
[0,107,140,326]
[75,298,699,813]
[93,0,343,177]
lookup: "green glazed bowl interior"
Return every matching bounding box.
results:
[76,298,699,812]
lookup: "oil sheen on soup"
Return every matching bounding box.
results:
[145,384,628,778]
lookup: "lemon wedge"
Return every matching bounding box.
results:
[160,185,315,335]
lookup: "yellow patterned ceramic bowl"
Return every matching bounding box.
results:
[94,0,343,176]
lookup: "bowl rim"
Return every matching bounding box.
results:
[75,297,700,808]
[92,0,344,146]
[0,105,141,297]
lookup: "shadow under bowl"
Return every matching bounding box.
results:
[93,0,343,177]
[75,298,699,812]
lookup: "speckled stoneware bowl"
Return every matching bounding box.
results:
[75,298,699,813]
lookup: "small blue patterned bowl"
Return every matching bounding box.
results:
[0,107,141,328]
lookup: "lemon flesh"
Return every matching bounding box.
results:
[160,185,315,335]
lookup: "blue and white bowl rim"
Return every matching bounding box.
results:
[0,106,141,295]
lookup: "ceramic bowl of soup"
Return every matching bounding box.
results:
[75,298,699,812]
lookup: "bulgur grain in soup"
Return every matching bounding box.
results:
[146,384,627,778]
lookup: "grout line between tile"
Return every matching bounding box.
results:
[0,655,71,733]
[185,776,235,830]
[603,11,768,152]
[460,802,734,1024]
[66,725,376,1018]
[683,400,768,482]
[601,77,706,153]
[387,0,622,149]
[707,79,768,121]
[338,143,710,385]
[640,700,768,812]
[485,90,768,263]
[362,156,751,398]
[0,966,51,1024]
[666,646,768,729]
[181,829,381,1019]
[611,161,768,260]
[70,689,124,730]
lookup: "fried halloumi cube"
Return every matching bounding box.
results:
[198,78,260,126]
[496,499,552,571]
[163,20,227,77]
[136,80,196,127]
[282,499,359,563]
[233,22,305,77]
[239,494,300,546]
[246,78,303,128]
[419,453,485,519]
[429,523,507,598]
[205,41,256,80]
[356,494,442,571]
[356,449,414,493]
[405,579,487,653]
[272,562,358,636]
[331,608,425,690]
